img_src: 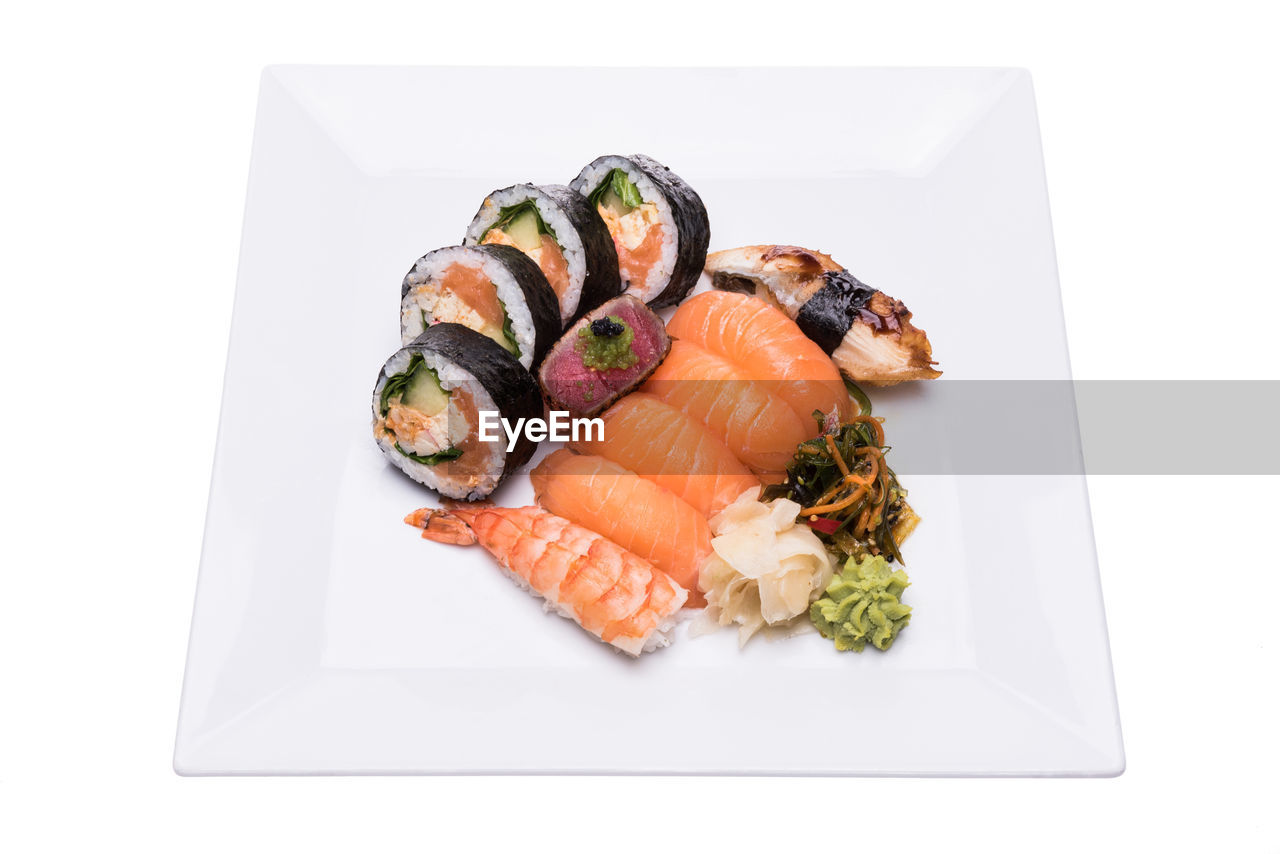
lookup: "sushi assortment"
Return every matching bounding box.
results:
[371,153,941,657]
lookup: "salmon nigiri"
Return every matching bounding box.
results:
[642,339,810,475]
[407,504,687,656]
[665,290,850,427]
[570,392,759,518]
[531,449,711,605]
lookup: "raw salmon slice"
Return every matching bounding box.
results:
[570,392,759,517]
[440,262,507,331]
[642,340,810,475]
[666,290,850,427]
[531,449,711,606]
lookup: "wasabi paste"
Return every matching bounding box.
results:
[576,315,638,371]
[810,555,912,652]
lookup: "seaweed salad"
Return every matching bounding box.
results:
[763,385,919,564]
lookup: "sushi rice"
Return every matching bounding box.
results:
[492,555,687,655]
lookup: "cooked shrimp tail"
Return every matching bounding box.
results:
[404,507,478,546]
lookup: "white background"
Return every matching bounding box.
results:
[1,1,1276,851]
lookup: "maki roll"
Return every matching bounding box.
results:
[372,323,544,501]
[569,154,710,310]
[463,184,622,326]
[400,244,560,370]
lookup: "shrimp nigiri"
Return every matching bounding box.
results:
[407,503,688,656]
[665,289,851,427]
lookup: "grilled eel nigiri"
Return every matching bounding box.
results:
[705,245,941,386]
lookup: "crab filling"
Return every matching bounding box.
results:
[376,355,463,464]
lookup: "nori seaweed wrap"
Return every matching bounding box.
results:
[372,323,544,500]
[464,183,623,327]
[570,154,710,309]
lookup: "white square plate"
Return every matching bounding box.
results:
[175,66,1123,775]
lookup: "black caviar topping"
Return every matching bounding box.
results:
[590,316,626,338]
